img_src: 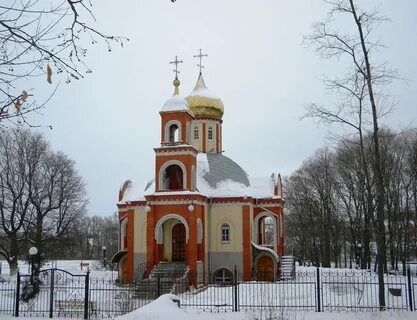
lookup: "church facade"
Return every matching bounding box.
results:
[115,61,285,284]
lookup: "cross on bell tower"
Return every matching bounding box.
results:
[170,55,183,80]
[169,55,183,95]
[193,49,208,74]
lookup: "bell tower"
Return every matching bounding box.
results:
[155,56,198,192]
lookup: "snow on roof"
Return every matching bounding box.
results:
[249,176,275,198]
[198,153,249,188]
[119,180,147,203]
[161,95,189,112]
[119,153,277,203]
[188,73,219,100]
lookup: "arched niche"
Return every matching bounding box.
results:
[159,160,187,190]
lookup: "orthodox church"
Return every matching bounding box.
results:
[114,53,285,284]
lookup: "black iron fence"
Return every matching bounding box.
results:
[178,268,417,313]
[0,267,416,318]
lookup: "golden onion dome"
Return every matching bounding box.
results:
[186,73,224,119]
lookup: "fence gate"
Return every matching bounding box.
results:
[16,268,89,319]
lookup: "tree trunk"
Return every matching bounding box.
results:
[34,211,44,276]
[349,0,387,309]
[8,234,19,275]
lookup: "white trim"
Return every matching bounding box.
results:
[186,122,191,144]
[197,218,203,244]
[252,241,279,262]
[158,159,187,190]
[155,214,189,244]
[191,165,196,190]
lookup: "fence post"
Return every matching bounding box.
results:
[49,269,55,318]
[407,267,414,311]
[84,270,90,319]
[233,265,238,312]
[15,272,20,317]
[316,267,321,312]
[157,276,161,298]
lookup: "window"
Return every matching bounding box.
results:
[214,268,233,285]
[221,224,230,243]
[194,127,199,140]
[208,127,213,140]
[169,124,179,142]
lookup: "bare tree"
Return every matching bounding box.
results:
[0,129,46,274]
[0,128,86,274]
[26,149,87,268]
[0,0,127,127]
[304,0,398,308]
[285,148,344,267]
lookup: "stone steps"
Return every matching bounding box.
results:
[134,262,188,299]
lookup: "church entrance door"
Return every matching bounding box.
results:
[256,255,274,281]
[172,223,186,261]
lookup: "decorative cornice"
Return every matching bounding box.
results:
[117,194,283,209]
[154,145,198,155]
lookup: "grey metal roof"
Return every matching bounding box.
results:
[202,153,250,188]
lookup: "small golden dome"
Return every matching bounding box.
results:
[161,77,189,112]
[186,73,224,119]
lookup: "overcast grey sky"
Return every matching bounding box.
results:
[30,1,417,216]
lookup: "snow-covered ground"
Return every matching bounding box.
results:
[0,260,115,280]
[3,294,411,320]
[1,261,416,319]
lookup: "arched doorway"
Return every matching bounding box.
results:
[172,223,186,261]
[256,255,275,281]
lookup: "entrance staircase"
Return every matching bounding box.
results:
[134,262,188,299]
[280,256,296,280]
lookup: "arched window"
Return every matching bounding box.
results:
[214,268,233,285]
[208,127,213,140]
[162,164,183,190]
[194,126,199,140]
[169,124,179,142]
[221,224,230,243]
[256,215,276,246]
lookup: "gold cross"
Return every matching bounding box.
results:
[193,49,208,74]
[170,55,183,79]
